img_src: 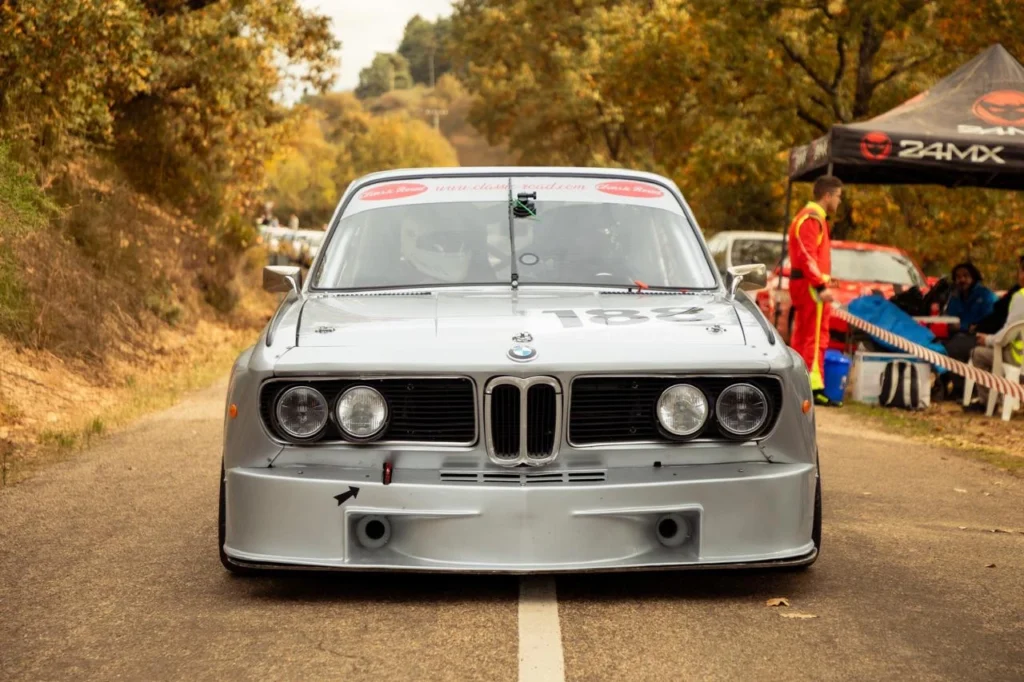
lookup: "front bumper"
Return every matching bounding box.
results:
[223,461,817,573]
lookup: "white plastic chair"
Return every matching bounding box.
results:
[963,357,978,408]
[985,320,1024,421]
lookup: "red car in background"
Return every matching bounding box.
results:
[755,240,933,350]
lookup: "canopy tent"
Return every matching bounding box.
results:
[787,44,1024,191]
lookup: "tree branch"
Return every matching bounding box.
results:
[809,93,830,111]
[797,106,829,134]
[777,37,835,96]
[852,15,883,120]
[871,52,937,89]
[831,34,846,90]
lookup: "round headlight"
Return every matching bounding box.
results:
[656,384,710,437]
[716,383,769,437]
[275,386,329,439]
[336,386,388,440]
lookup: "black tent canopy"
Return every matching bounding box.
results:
[788,44,1024,191]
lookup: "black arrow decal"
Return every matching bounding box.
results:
[334,486,360,506]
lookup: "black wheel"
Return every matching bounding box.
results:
[219,464,259,576]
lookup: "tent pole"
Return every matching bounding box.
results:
[827,162,834,175]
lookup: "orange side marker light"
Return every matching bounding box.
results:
[229,404,238,419]
[802,400,811,414]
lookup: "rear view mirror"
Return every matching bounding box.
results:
[263,265,301,295]
[727,263,767,298]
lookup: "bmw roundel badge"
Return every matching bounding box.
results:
[508,343,537,362]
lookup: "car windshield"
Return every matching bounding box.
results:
[311,177,717,290]
[831,248,924,287]
[731,238,782,268]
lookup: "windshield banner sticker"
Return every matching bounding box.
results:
[595,180,665,198]
[358,182,429,201]
[343,176,685,216]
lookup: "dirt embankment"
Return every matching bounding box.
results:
[0,157,274,486]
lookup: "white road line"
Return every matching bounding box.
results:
[518,576,566,682]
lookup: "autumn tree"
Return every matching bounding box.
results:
[452,0,1024,284]
[691,0,1024,277]
[0,0,152,175]
[356,53,414,99]
[0,0,339,230]
[398,15,453,86]
[450,0,707,169]
[113,0,338,226]
[263,113,340,228]
[265,93,459,226]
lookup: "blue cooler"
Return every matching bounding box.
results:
[823,350,851,403]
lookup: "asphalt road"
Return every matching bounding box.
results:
[1,381,1022,681]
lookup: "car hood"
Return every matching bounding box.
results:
[274,290,774,374]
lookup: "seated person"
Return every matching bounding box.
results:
[945,262,997,332]
[975,279,1023,334]
[965,255,1024,411]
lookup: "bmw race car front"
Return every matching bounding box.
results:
[218,168,821,574]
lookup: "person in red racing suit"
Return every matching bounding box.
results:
[788,176,844,406]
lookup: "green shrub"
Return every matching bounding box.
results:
[0,144,56,235]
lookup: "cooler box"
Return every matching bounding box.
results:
[850,351,932,407]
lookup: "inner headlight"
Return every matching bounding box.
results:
[275,386,329,439]
[716,383,769,437]
[656,384,709,437]
[336,386,388,440]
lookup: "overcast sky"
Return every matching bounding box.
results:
[300,0,456,92]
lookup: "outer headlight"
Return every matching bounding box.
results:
[336,386,388,440]
[275,386,329,439]
[716,383,769,437]
[656,384,709,437]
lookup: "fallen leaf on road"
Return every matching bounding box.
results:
[983,492,992,497]
[780,612,818,619]
[986,564,996,568]
[954,488,968,494]
[958,526,968,530]
[765,598,790,607]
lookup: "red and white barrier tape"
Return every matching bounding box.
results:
[832,307,1024,402]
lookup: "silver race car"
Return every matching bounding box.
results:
[219,167,821,574]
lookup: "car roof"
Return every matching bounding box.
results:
[716,230,784,241]
[832,240,907,255]
[353,165,674,182]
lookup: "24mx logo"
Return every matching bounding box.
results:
[542,308,713,327]
[898,140,1005,164]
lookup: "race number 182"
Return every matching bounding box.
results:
[541,308,708,327]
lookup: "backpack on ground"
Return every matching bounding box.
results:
[879,360,924,410]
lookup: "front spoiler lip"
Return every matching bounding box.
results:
[222,548,817,575]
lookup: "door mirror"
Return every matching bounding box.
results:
[726,263,767,298]
[263,265,301,294]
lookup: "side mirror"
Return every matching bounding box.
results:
[263,265,301,295]
[726,263,767,298]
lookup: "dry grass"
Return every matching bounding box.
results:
[844,401,1024,476]
[0,295,272,486]
[0,155,275,486]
